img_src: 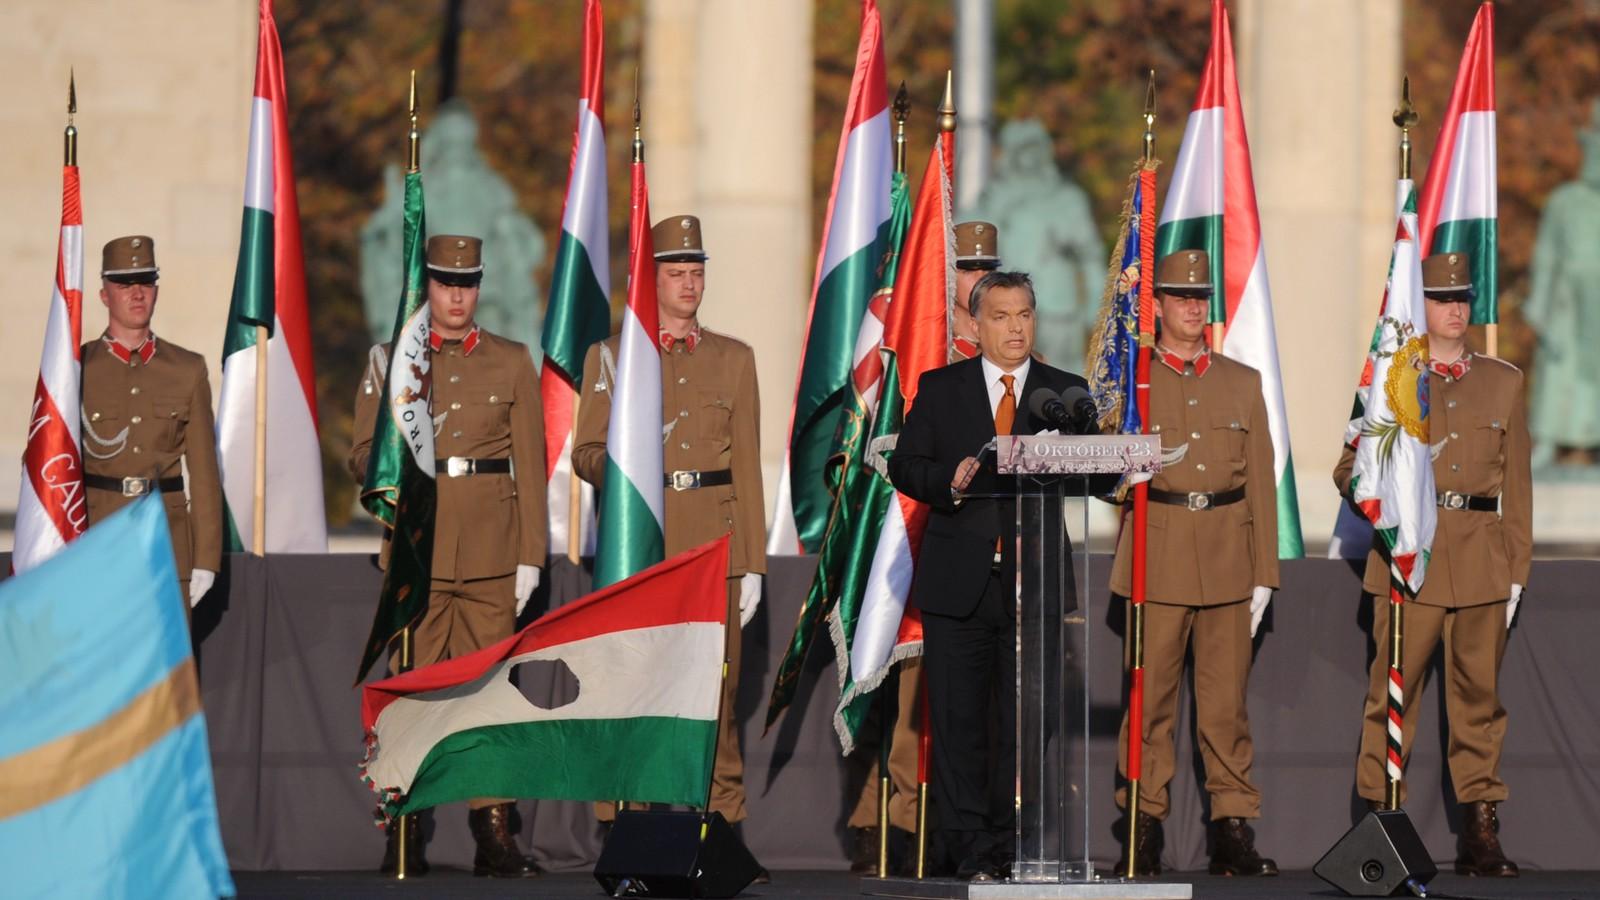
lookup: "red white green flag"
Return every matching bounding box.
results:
[541,0,610,558]
[1156,0,1302,558]
[361,537,730,822]
[217,0,326,553]
[768,0,893,556]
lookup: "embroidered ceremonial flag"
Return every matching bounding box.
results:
[541,0,611,558]
[217,0,327,556]
[361,537,729,821]
[13,153,86,573]
[0,493,234,899]
[768,0,893,556]
[592,140,665,589]
[1156,0,1303,558]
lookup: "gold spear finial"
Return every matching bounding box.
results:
[1142,68,1157,163]
[632,66,643,164]
[65,69,78,166]
[893,81,910,174]
[407,70,421,173]
[937,70,956,133]
[1393,75,1418,180]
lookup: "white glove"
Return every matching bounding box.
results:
[189,568,216,608]
[1249,585,1272,638]
[1126,471,1155,486]
[515,564,541,615]
[1507,583,1523,628]
[738,572,763,628]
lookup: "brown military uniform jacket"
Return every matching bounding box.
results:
[80,334,223,582]
[349,328,549,580]
[1334,354,1532,607]
[1110,349,1280,605]
[573,327,766,577]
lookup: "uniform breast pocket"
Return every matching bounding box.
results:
[698,390,733,442]
[462,382,514,438]
[82,406,129,457]
[1471,418,1506,463]
[1210,410,1248,459]
[154,395,192,445]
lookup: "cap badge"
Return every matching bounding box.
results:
[974,224,985,235]
[131,238,142,249]
[456,239,467,249]
[1448,253,1458,264]
[680,218,692,230]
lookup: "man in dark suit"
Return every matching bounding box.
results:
[888,270,1089,881]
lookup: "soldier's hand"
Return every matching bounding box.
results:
[738,572,763,629]
[1249,585,1272,638]
[515,564,541,615]
[951,456,981,494]
[1507,583,1523,628]
[189,569,216,608]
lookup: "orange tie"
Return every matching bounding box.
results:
[995,373,1016,435]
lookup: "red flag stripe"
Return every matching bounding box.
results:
[1417,2,1495,249]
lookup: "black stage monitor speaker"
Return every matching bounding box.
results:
[593,810,760,899]
[1315,809,1438,897]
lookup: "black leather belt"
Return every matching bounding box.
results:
[85,474,183,497]
[1148,485,1246,511]
[1436,490,1498,512]
[435,457,511,477]
[665,468,733,491]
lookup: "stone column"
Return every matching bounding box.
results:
[644,0,814,520]
[1233,0,1401,550]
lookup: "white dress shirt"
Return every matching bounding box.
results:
[979,355,1031,424]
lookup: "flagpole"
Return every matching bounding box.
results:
[1124,70,1158,879]
[393,69,421,882]
[65,70,77,167]
[567,395,582,565]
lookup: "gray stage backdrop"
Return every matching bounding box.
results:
[10,550,1590,874]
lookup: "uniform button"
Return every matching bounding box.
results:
[1451,463,1461,472]
[1196,463,1207,472]
[452,430,463,438]
[91,412,102,422]
[1190,431,1201,440]
[1447,400,1456,409]
[450,402,461,411]
[1491,420,1501,429]
[132,446,142,454]
[679,410,689,418]
[130,386,141,396]
[1152,424,1162,433]
[1450,431,1458,440]
[1187,398,1197,406]
[131,415,142,424]
[449,374,460,384]
[488,394,498,403]
[680,441,690,450]
[678,377,688,385]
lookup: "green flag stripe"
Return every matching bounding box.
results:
[1430,218,1497,325]
[1276,454,1305,558]
[593,457,667,590]
[542,232,612,381]
[1155,215,1224,322]
[222,206,274,358]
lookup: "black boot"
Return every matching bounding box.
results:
[1118,811,1163,877]
[848,826,880,875]
[1209,817,1278,876]
[378,815,429,876]
[1456,800,1518,877]
[469,803,541,878]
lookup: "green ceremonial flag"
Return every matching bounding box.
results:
[355,168,435,682]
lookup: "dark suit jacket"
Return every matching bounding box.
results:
[889,356,1089,617]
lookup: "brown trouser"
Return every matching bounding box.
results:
[598,579,747,822]
[1357,599,1510,805]
[847,657,923,832]
[1116,599,1261,821]
[409,572,517,810]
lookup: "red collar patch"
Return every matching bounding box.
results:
[1157,344,1211,377]
[104,333,157,365]
[1428,354,1471,382]
[659,324,702,353]
[429,325,481,356]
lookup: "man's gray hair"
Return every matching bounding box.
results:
[969,269,1037,316]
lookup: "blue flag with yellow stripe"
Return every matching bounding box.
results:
[0,492,234,899]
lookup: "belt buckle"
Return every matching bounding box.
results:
[121,476,148,497]
[446,456,473,478]
[1440,490,1466,510]
[670,469,699,492]
[1186,491,1211,511]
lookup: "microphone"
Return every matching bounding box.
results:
[1027,387,1097,435]
[1058,386,1098,433]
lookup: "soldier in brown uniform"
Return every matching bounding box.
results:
[573,215,766,834]
[81,236,222,613]
[1110,250,1278,877]
[950,221,1000,362]
[1334,252,1531,878]
[349,235,548,879]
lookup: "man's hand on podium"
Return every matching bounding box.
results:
[950,456,980,504]
[1249,585,1272,638]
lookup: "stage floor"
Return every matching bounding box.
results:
[231,869,1600,899]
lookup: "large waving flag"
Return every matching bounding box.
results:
[829,121,954,753]
[593,134,665,589]
[0,493,234,899]
[14,144,86,573]
[217,0,326,555]
[356,150,433,681]
[768,0,893,556]
[1346,183,1438,602]
[1156,0,1303,558]
[361,537,728,823]
[1418,1,1496,327]
[541,0,611,559]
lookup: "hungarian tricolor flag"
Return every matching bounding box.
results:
[217,0,326,554]
[541,0,610,558]
[356,152,434,682]
[593,140,665,589]
[13,150,86,573]
[1157,0,1303,558]
[828,125,953,753]
[1418,0,1496,327]
[768,0,893,556]
[361,537,729,823]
